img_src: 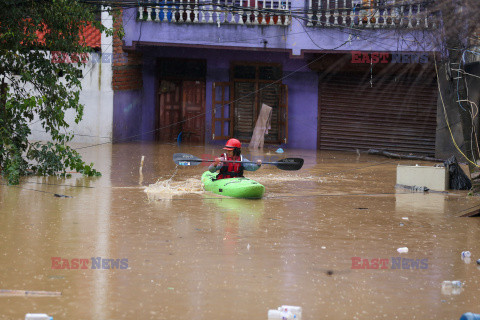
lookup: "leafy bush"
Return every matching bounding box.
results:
[0,0,119,184]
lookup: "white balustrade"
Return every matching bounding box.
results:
[155,4,161,22]
[138,0,433,28]
[137,0,291,25]
[306,0,437,28]
[146,6,153,21]
[194,0,199,22]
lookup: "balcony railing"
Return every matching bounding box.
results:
[306,0,437,28]
[138,0,292,26]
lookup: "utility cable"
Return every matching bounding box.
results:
[74,38,353,150]
[433,55,480,168]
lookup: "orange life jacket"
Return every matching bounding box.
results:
[216,153,244,180]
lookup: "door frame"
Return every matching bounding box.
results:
[228,61,286,144]
[155,58,207,142]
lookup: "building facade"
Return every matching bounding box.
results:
[28,11,114,144]
[113,0,439,153]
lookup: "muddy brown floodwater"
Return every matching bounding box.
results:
[1,143,480,320]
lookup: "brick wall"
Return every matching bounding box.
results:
[112,10,143,91]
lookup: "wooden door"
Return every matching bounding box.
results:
[182,80,205,143]
[158,80,182,142]
[212,82,233,140]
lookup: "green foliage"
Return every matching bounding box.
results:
[0,0,113,184]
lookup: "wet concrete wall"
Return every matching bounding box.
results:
[136,46,317,148]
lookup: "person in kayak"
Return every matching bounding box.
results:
[208,138,262,180]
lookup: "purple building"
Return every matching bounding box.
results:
[113,0,438,154]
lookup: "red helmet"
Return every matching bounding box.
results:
[223,138,241,150]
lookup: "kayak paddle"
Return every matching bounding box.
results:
[173,153,304,171]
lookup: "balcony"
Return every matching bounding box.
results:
[137,0,292,26]
[306,0,437,28]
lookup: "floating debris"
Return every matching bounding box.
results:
[0,289,62,297]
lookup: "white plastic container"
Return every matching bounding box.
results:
[268,309,294,319]
[462,251,471,258]
[279,306,302,319]
[25,314,53,320]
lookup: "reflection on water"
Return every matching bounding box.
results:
[1,143,480,319]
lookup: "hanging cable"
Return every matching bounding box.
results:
[434,55,480,168]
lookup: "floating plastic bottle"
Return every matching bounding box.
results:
[462,251,471,258]
[397,247,409,253]
[25,314,53,320]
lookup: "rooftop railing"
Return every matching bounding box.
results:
[306,0,437,28]
[138,0,292,26]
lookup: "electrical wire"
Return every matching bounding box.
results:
[74,37,353,150]
[433,55,480,168]
[9,1,434,143]
[9,0,468,151]
[70,0,439,142]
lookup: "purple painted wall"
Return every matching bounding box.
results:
[116,6,437,149]
[113,90,143,142]
[140,60,156,141]
[122,8,436,55]
[283,71,318,149]
[136,46,318,149]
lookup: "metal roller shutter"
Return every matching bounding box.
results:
[318,73,438,155]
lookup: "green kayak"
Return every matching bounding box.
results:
[201,171,265,199]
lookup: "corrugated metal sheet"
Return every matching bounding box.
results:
[318,73,438,155]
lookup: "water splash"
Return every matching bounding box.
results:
[144,166,204,200]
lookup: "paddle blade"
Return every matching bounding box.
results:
[173,153,202,166]
[275,158,304,171]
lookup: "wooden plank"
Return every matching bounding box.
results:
[0,289,62,297]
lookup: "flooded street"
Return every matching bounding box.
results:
[1,143,480,320]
